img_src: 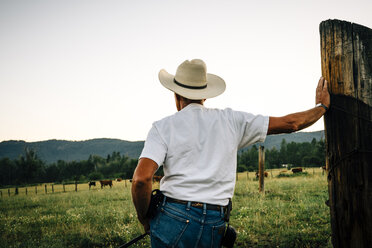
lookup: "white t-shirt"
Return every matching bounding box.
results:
[140,103,269,206]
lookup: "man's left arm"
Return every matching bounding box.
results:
[131,158,159,232]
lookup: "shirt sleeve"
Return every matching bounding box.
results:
[233,111,269,149]
[139,124,167,168]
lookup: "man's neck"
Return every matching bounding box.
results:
[175,93,205,111]
[180,101,203,110]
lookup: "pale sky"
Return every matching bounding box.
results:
[1,0,371,142]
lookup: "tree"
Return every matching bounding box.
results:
[16,148,45,184]
[0,158,16,186]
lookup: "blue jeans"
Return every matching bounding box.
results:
[150,197,226,248]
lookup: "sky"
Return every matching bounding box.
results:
[1,0,371,142]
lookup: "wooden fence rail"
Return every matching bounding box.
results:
[0,179,134,197]
[258,146,265,193]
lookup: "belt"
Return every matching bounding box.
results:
[166,197,227,212]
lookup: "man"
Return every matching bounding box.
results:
[131,59,330,247]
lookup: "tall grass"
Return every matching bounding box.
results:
[0,168,331,247]
[233,172,331,247]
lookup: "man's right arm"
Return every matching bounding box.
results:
[131,158,158,231]
[267,77,330,135]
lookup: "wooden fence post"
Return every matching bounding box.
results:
[258,146,265,193]
[35,186,37,195]
[63,184,65,193]
[125,180,127,188]
[8,189,10,196]
[52,184,54,193]
[320,19,372,248]
[15,187,19,195]
[25,187,28,195]
[75,182,78,192]
[247,171,249,180]
[45,184,47,194]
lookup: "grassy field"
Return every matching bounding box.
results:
[0,168,331,247]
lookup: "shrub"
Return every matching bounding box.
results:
[88,172,104,180]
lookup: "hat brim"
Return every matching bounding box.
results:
[158,69,226,100]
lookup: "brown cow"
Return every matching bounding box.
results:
[292,168,303,173]
[116,178,122,182]
[100,180,113,188]
[153,175,163,182]
[255,171,268,178]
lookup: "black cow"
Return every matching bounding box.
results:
[292,168,303,173]
[88,181,96,189]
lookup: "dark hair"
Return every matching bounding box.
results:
[175,94,204,105]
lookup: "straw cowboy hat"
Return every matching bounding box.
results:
[158,59,226,100]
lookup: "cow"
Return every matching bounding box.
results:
[255,171,268,178]
[88,181,96,189]
[292,168,303,173]
[100,180,113,189]
[116,178,122,182]
[153,175,163,183]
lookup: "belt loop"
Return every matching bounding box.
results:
[203,203,207,215]
[186,201,191,211]
[162,195,167,207]
[220,206,224,217]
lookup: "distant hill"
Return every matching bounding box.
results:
[0,131,324,164]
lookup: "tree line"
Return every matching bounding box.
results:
[0,138,325,187]
[0,149,140,187]
[237,138,326,172]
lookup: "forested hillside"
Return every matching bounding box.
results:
[249,130,324,150]
[0,139,144,163]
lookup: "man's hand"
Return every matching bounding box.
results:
[316,77,330,108]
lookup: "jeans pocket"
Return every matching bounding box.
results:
[151,207,190,247]
[211,221,226,248]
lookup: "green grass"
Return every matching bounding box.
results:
[233,171,331,247]
[0,168,331,247]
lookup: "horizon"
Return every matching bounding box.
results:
[1,0,371,143]
[1,129,325,143]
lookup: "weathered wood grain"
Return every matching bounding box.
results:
[320,19,372,248]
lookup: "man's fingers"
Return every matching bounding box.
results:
[324,80,328,89]
[322,80,329,94]
[318,77,324,88]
